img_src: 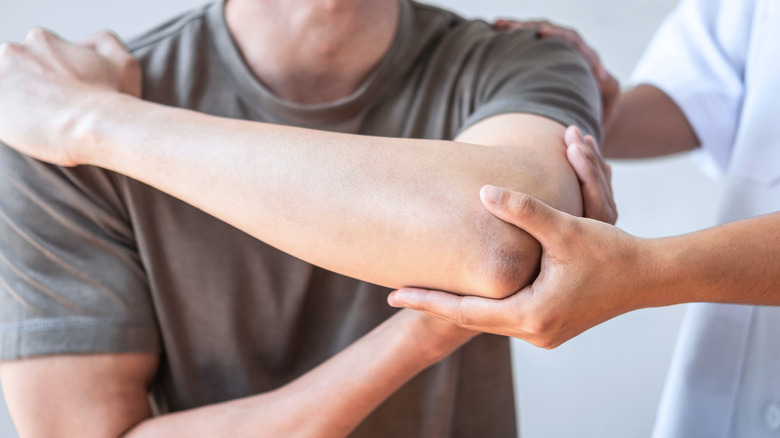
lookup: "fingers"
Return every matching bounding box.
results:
[479,185,567,247]
[388,288,522,335]
[22,27,63,45]
[564,126,618,224]
[78,31,129,61]
[79,31,141,97]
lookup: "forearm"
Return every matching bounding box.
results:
[76,94,582,298]
[639,211,780,308]
[602,85,700,158]
[126,310,473,438]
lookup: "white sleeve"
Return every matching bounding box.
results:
[629,0,754,176]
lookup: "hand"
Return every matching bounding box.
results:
[494,19,620,127]
[564,125,617,224]
[0,28,140,166]
[388,186,646,349]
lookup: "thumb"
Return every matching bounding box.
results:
[79,30,141,97]
[388,288,520,332]
[79,30,130,62]
[480,185,566,246]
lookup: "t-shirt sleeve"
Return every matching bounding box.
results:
[0,143,159,361]
[629,0,750,177]
[457,27,602,142]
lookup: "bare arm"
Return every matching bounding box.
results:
[602,84,700,158]
[78,98,580,298]
[1,310,474,437]
[0,30,583,299]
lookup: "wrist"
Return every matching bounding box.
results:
[67,91,136,167]
[398,310,477,363]
[636,236,687,309]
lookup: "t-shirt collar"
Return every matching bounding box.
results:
[205,0,414,129]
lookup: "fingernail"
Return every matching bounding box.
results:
[482,185,504,205]
[387,291,403,307]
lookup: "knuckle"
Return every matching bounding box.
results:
[121,53,140,70]
[453,297,474,327]
[0,42,21,59]
[539,338,562,350]
[560,220,583,244]
[510,192,535,217]
[26,27,51,42]
[524,313,551,337]
[98,30,122,47]
[580,143,597,162]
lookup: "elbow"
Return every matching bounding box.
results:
[467,210,542,299]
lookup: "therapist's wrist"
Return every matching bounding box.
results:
[633,236,694,309]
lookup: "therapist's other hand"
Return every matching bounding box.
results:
[388,186,644,349]
[494,19,619,127]
[564,125,617,225]
[0,28,140,166]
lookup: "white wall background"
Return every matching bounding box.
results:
[0,1,725,437]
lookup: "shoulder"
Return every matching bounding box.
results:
[122,3,222,106]
[125,3,212,57]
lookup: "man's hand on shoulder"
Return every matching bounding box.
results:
[0,28,140,166]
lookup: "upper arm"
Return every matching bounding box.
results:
[0,146,162,435]
[1,353,158,438]
[621,0,747,167]
[0,143,159,360]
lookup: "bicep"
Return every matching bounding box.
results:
[1,353,158,438]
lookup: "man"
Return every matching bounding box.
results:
[391,0,780,436]
[0,0,600,436]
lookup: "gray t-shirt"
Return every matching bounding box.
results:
[0,1,600,436]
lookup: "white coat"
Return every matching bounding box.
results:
[630,0,780,436]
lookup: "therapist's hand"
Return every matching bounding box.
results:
[0,28,140,166]
[388,186,645,349]
[389,127,620,348]
[494,19,620,127]
[564,125,616,225]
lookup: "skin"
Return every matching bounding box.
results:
[389,19,780,349]
[0,2,588,436]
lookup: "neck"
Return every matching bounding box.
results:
[225,0,400,104]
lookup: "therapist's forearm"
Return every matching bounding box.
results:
[639,211,780,308]
[74,94,582,299]
[603,85,700,158]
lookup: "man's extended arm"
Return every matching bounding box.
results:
[78,101,581,298]
[0,30,584,299]
[1,310,474,437]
